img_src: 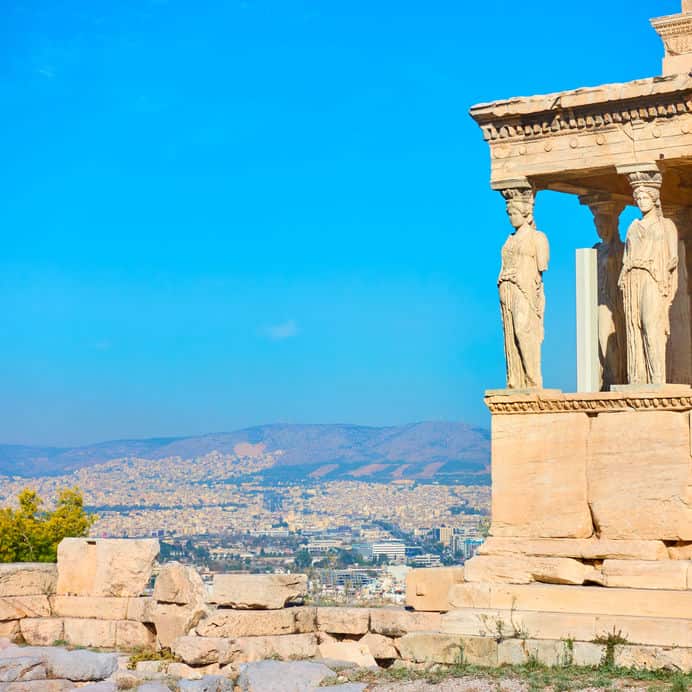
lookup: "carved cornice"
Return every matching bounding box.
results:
[485,391,692,414]
[651,13,692,57]
[470,76,692,143]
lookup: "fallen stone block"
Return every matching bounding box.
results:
[0,657,46,683]
[178,676,234,691]
[0,681,73,690]
[405,567,464,612]
[151,601,208,649]
[196,606,315,637]
[67,683,116,692]
[0,564,57,598]
[0,596,51,622]
[134,684,171,692]
[0,647,118,682]
[464,555,590,585]
[166,662,222,680]
[211,574,307,609]
[602,560,689,590]
[480,537,669,561]
[359,632,398,660]
[231,633,318,662]
[172,636,234,666]
[447,583,492,610]
[56,538,159,598]
[320,685,366,692]
[497,638,528,666]
[237,660,335,692]
[50,596,129,620]
[614,644,692,671]
[19,619,64,647]
[317,640,376,668]
[154,562,206,605]
[316,607,369,635]
[369,609,441,637]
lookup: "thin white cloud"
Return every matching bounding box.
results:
[37,66,56,78]
[265,320,299,341]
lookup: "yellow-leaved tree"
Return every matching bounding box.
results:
[0,488,95,563]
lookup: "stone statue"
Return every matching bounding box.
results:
[583,195,627,389]
[497,186,549,389]
[619,171,678,385]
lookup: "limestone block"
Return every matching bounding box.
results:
[448,584,492,610]
[151,602,207,650]
[396,633,497,666]
[368,609,441,638]
[614,644,692,671]
[231,633,318,662]
[317,640,376,667]
[56,538,159,597]
[63,618,117,648]
[126,597,155,623]
[594,615,692,647]
[490,412,593,538]
[497,639,527,665]
[153,563,205,605]
[0,681,72,691]
[172,636,234,666]
[405,567,464,612]
[210,574,307,609]
[463,555,589,585]
[115,621,156,650]
[358,633,398,660]
[602,560,689,589]
[0,596,50,621]
[572,642,606,666]
[479,537,669,561]
[0,564,57,597]
[669,543,692,560]
[0,621,20,643]
[587,410,692,540]
[236,660,335,692]
[487,584,692,619]
[50,596,129,620]
[442,608,597,642]
[19,619,64,647]
[316,607,369,635]
[196,606,316,637]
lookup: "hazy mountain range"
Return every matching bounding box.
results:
[0,422,490,483]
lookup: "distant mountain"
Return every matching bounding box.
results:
[0,422,490,483]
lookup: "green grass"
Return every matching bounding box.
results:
[320,660,692,690]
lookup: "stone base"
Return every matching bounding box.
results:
[484,388,562,397]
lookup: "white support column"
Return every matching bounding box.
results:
[576,248,599,392]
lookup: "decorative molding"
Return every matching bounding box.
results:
[651,14,692,57]
[485,391,692,414]
[470,79,692,144]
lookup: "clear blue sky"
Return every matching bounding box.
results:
[0,0,679,446]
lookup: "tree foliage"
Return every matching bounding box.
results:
[0,487,96,563]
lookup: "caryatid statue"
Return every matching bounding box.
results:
[497,185,549,389]
[581,194,627,389]
[619,170,678,385]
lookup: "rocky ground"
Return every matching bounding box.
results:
[1,638,690,692]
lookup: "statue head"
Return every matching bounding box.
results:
[501,187,534,230]
[627,171,662,215]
